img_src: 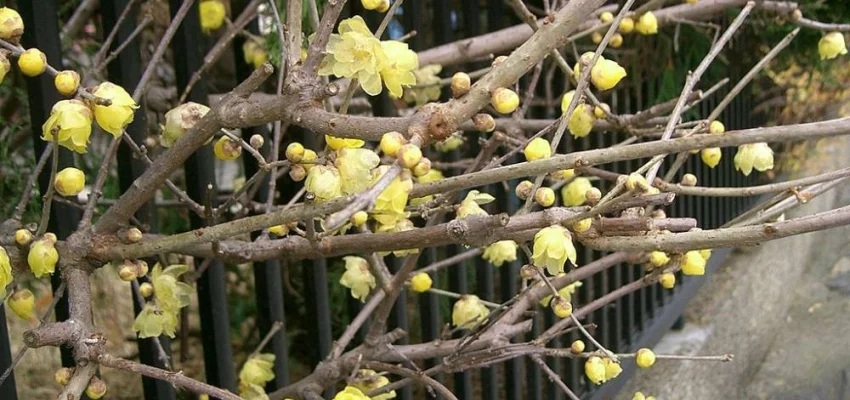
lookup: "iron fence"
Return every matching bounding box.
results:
[0,1,766,399]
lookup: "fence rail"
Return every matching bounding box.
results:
[0,1,766,399]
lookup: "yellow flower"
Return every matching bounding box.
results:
[28,237,58,278]
[326,135,364,150]
[213,136,242,160]
[162,102,210,147]
[41,99,93,153]
[361,0,383,10]
[240,353,276,386]
[603,357,622,380]
[55,167,85,197]
[434,132,465,152]
[397,144,422,168]
[599,11,614,23]
[632,392,646,400]
[701,147,722,168]
[635,348,656,368]
[681,250,706,276]
[9,289,34,320]
[482,240,518,267]
[199,0,226,33]
[535,187,556,207]
[610,33,624,48]
[457,190,494,219]
[18,48,46,77]
[0,53,9,83]
[242,40,268,68]
[524,137,551,161]
[572,218,592,233]
[410,273,433,293]
[319,16,388,96]
[591,59,627,91]
[404,64,442,106]
[560,90,576,114]
[635,12,658,35]
[0,7,24,40]
[561,177,593,206]
[699,249,712,261]
[377,0,390,13]
[372,166,413,228]
[351,369,397,400]
[379,40,418,98]
[734,142,773,176]
[151,264,193,314]
[0,247,11,298]
[660,272,676,289]
[54,70,81,96]
[336,148,380,195]
[649,251,669,267]
[92,82,139,137]
[333,386,370,400]
[819,32,847,60]
[619,17,635,34]
[452,295,490,329]
[491,88,519,114]
[305,165,343,202]
[132,304,179,338]
[552,169,576,180]
[85,377,107,399]
[540,277,582,306]
[340,256,375,302]
[568,104,597,138]
[238,382,269,400]
[585,356,606,384]
[380,131,406,156]
[709,120,725,134]
[532,225,577,275]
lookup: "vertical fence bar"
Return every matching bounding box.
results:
[101,1,178,398]
[388,257,413,400]
[0,308,15,399]
[168,0,237,394]
[19,0,78,369]
[231,0,290,389]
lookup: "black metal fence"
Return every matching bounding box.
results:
[0,1,765,399]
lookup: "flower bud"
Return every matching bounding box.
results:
[660,272,676,289]
[635,12,658,35]
[586,187,602,205]
[594,103,611,118]
[28,237,58,278]
[562,177,593,206]
[55,367,74,386]
[571,340,586,354]
[122,228,142,244]
[586,356,606,385]
[410,273,433,293]
[491,55,508,67]
[451,72,471,97]
[397,144,423,168]
[515,180,534,200]
[680,173,698,187]
[54,167,85,197]
[54,70,80,96]
[249,134,264,149]
[0,7,24,41]
[44,233,58,243]
[633,392,646,400]
[118,265,137,281]
[15,229,32,246]
[361,0,382,10]
[491,88,519,114]
[524,137,551,161]
[709,120,725,134]
[534,187,556,207]
[161,102,210,148]
[351,211,368,227]
[93,82,139,137]
[9,289,35,320]
[701,147,722,168]
[380,131,406,157]
[625,173,648,192]
[289,165,307,182]
[619,17,635,34]
[18,48,47,77]
[520,264,537,280]
[138,282,154,298]
[135,260,149,277]
[599,11,614,23]
[268,224,289,236]
[635,348,656,368]
[199,0,226,33]
[214,136,242,161]
[85,377,107,400]
[610,33,624,48]
[551,297,573,318]
[377,0,390,12]
[681,250,706,276]
[790,8,802,21]
[572,218,592,234]
[473,113,496,132]
[819,32,847,60]
[285,142,305,162]
[591,59,627,91]
[551,169,576,180]
[412,158,431,177]
[591,31,603,44]
[649,251,669,267]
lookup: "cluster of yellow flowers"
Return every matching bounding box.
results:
[238,353,276,399]
[319,16,418,97]
[339,256,376,302]
[132,264,193,338]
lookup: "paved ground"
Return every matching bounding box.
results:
[619,135,850,400]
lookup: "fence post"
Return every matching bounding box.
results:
[18,0,79,370]
[167,0,237,395]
